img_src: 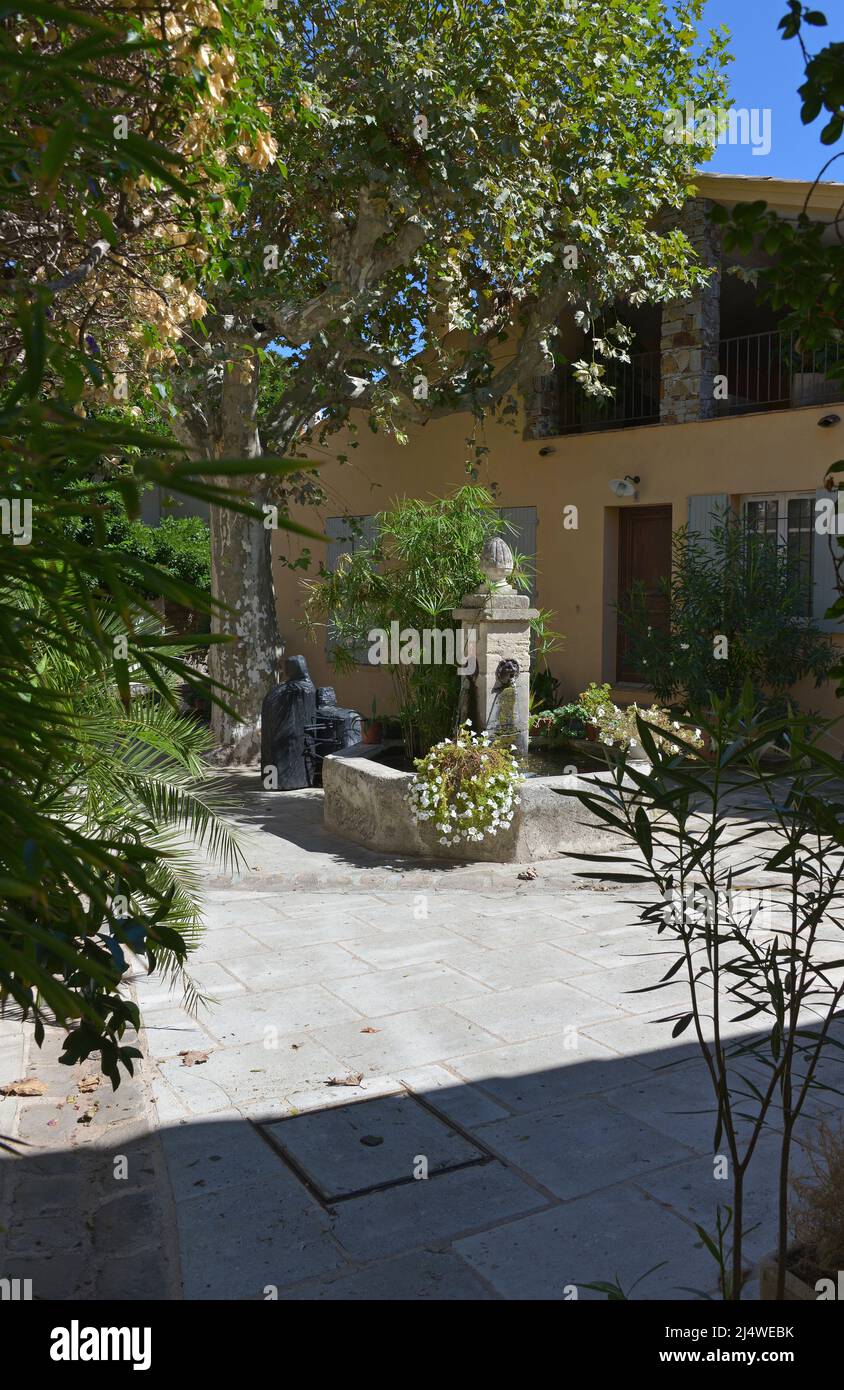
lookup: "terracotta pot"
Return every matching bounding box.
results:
[363,719,383,746]
[757,1251,817,1301]
[585,722,598,743]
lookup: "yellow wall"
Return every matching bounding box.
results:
[273,398,844,725]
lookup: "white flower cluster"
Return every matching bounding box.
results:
[592,701,705,755]
[407,721,523,847]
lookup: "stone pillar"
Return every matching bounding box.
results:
[524,371,561,439]
[452,538,538,755]
[659,199,721,425]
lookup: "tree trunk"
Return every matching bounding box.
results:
[209,354,282,764]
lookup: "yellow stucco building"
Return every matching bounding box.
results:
[273,174,844,726]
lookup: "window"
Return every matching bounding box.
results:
[742,492,814,616]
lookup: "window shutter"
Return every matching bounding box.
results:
[325,515,352,572]
[687,494,730,554]
[813,487,841,633]
[499,505,538,597]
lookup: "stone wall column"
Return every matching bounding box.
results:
[659,199,722,425]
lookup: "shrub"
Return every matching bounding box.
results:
[791,1121,844,1284]
[621,514,835,711]
[301,486,538,756]
[407,722,522,847]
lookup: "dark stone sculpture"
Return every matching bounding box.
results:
[260,655,316,790]
[314,687,362,765]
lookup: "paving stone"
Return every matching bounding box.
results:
[313,1006,500,1073]
[198,983,363,1047]
[449,979,625,1043]
[97,1246,174,1300]
[636,1130,820,1273]
[263,1093,483,1199]
[7,1207,88,1255]
[569,957,701,1016]
[449,1033,651,1114]
[581,1006,756,1070]
[602,1059,748,1153]
[243,914,384,948]
[157,1031,345,1112]
[222,942,371,991]
[160,1110,288,1200]
[190,926,273,962]
[0,1251,94,1300]
[474,1098,695,1200]
[441,941,591,991]
[284,1248,494,1300]
[455,1184,716,1300]
[325,962,491,1015]
[327,1161,549,1261]
[400,1064,511,1129]
[237,1072,402,1122]
[448,915,592,949]
[176,1174,348,1298]
[140,1005,217,1063]
[339,927,467,970]
[92,1190,161,1254]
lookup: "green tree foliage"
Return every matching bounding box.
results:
[164,0,731,750]
[0,2,311,1081]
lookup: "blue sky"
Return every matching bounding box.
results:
[699,0,837,180]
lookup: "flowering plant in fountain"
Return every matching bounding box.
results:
[407,722,523,846]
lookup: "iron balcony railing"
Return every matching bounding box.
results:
[558,349,661,434]
[557,330,844,435]
[716,329,844,416]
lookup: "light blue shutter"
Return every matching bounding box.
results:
[687,494,730,553]
[813,487,841,633]
[499,505,538,597]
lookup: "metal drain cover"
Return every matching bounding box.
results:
[258,1092,488,1203]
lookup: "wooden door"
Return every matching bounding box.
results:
[616,505,672,682]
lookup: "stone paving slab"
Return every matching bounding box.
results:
[261,1093,483,1198]
[283,1248,496,1300]
[0,1022,178,1300]
[4,864,843,1302]
[454,1185,718,1301]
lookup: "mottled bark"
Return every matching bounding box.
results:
[209,355,282,763]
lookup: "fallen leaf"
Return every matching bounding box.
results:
[78,1104,99,1124]
[326,1073,364,1087]
[179,1050,209,1067]
[78,1075,101,1094]
[517,866,538,880]
[360,1026,379,1034]
[1,1078,47,1097]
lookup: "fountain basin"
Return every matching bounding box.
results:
[322,743,620,863]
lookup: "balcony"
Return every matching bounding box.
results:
[557,331,844,436]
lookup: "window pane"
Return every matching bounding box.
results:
[745,499,778,537]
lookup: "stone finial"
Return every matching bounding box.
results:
[480,536,514,591]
